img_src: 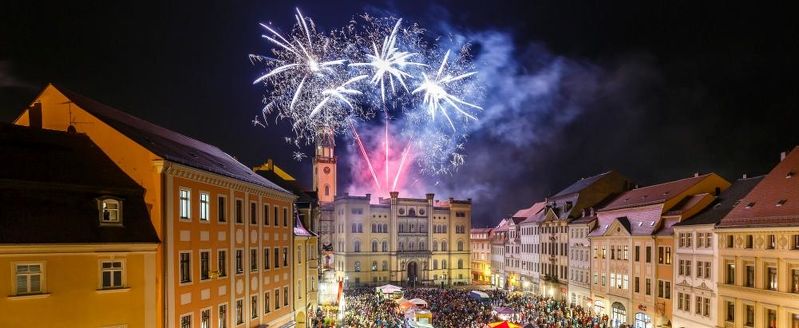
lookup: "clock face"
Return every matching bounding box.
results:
[323,167,331,174]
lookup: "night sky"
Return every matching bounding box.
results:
[1,1,797,227]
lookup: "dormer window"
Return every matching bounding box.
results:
[745,202,756,209]
[99,198,122,225]
[777,199,787,207]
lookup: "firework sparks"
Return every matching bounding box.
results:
[412,50,482,131]
[350,19,427,104]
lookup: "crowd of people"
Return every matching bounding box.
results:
[312,286,615,328]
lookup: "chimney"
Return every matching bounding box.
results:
[781,151,787,161]
[29,102,42,129]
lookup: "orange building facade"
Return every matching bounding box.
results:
[14,84,297,328]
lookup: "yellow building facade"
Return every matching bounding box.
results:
[716,148,799,328]
[590,173,729,328]
[13,84,296,328]
[0,123,159,327]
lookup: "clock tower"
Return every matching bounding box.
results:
[313,129,336,203]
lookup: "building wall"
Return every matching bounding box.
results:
[17,86,297,328]
[568,222,594,308]
[672,224,717,328]
[332,194,471,287]
[293,234,319,328]
[716,227,799,328]
[470,231,491,283]
[519,221,539,294]
[0,245,157,328]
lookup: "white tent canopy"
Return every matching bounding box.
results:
[469,290,490,300]
[409,298,428,306]
[376,284,403,294]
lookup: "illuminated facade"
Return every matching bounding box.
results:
[504,217,525,290]
[14,84,297,328]
[590,173,729,328]
[568,209,598,308]
[293,217,318,328]
[0,123,159,328]
[519,202,545,294]
[329,193,472,287]
[715,148,799,328]
[470,227,493,283]
[491,219,509,288]
[671,176,762,328]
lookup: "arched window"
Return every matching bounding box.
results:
[399,241,404,251]
[354,240,361,252]
[423,261,429,270]
[372,224,376,232]
[433,260,438,270]
[408,241,415,250]
[324,184,329,196]
[442,260,447,269]
[354,261,361,272]
[419,241,425,250]
[432,241,438,251]
[99,198,122,224]
[382,261,388,271]
[382,223,388,233]
[371,261,377,271]
[382,241,388,252]
[408,208,416,216]
[442,241,448,251]
[458,259,463,269]
[357,223,363,233]
[351,223,357,233]
[371,240,378,252]
[458,241,464,251]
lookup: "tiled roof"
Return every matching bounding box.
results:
[675,176,764,226]
[471,228,493,233]
[0,124,159,244]
[601,174,715,211]
[719,147,799,228]
[512,201,545,218]
[294,213,316,237]
[551,171,616,198]
[52,84,289,194]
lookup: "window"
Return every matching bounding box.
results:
[458,259,464,269]
[250,249,258,272]
[282,247,288,267]
[200,193,210,221]
[726,262,736,284]
[695,296,702,315]
[745,265,755,287]
[284,286,289,306]
[275,289,280,310]
[218,250,227,277]
[180,189,191,219]
[767,266,778,290]
[746,235,753,248]
[250,202,257,225]
[100,260,124,289]
[180,252,191,283]
[201,251,210,280]
[658,246,672,264]
[634,276,640,292]
[646,246,652,263]
[702,297,710,316]
[264,292,270,313]
[382,241,388,252]
[235,299,244,324]
[201,309,210,328]
[99,198,122,224]
[767,309,777,328]
[274,248,280,268]
[251,295,258,319]
[354,240,361,252]
[235,250,243,274]
[704,261,711,279]
[657,280,671,299]
[15,263,43,295]
[745,304,755,326]
[727,235,734,248]
[264,248,270,270]
[274,206,279,226]
[767,234,776,249]
[458,241,464,251]
[235,199,243,223]
[646,279,652,295]
[283,208,288,226]
[635,246,640,262]
[218,196,227,222]
[354,261,361,272]
[794,235,799,249]
[382,261,388,271]
[371,240,378,252]
[219,304,227,328]
[263,204,270,226]
[726,301,735,322]
[792,269,799,293]
[180,314,192,328]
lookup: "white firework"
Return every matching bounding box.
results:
[412,50,482,131]
[310,75,368,118]
[349,19,427,104]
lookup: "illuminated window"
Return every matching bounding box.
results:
[200,193,210,221]
[264,292,270,313]
[235,299,244,324]
[15,263,43,295]
[235,250,243,274]
[274,289,280,310]
[217,250,227,277]
[200,251,210,280]
[263,248,270,270]
[100,260,124,289]
[99,198,122,224]
[179,252,191,283]
[180,314,191,328]
[179,189,191,219]
[218,304,227,328]
[251,295,258,319]
[201,309,210,328]
[284,286,289,306]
